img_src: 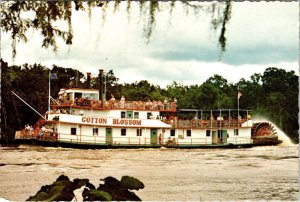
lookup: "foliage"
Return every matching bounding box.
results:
[92,69,121,100]
[0,59,84,141]
[1,1,232,60]
[1,60,298,143]
[119,80,164,101]
[26,174,144,201]
[260,68,298,141]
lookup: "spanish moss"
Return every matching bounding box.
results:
[1,1,232,60]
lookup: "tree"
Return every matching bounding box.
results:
[1,1,232,60]
[165,81,189,108]
[1,61,49,141]
[260,67,298,142]
[0,60,87,141]
[118,80,163,101]
[51,65,85,95]
[200,74,234,109]
[85,69,121,100]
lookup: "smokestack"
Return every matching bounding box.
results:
[86,72,91,88]
[99,69,104,101]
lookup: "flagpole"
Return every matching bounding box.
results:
[237,85,240,127]
[48,70,51,113]
[237,86,239,120]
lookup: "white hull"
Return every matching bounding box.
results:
[15,88,280,148]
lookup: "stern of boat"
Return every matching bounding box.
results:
[251,122,282,145]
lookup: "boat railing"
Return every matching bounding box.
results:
[162,119,249,129]
[37,132,59,141]
[55,133,253,145]
[15,130,36,139]
[57,133,157,146]
[227,137,253,144]
[17,130,253,146]
[51,99,176,111]
[15,130,58,142]
[163,136,252,146]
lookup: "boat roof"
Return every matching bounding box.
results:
[62,88,99,92]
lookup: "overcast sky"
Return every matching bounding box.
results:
[1,1,298,88]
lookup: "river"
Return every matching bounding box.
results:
[0,142,298,201]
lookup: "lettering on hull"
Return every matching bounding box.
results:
[82,117,142,126]
[82,117,107,124]
[113,119,141,126]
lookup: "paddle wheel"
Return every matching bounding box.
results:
[251,122,282,145]
[251,122,276,137]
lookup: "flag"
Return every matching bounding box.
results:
[237,92,242,99]
[51,73,57,80]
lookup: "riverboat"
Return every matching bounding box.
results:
[14,70,282,148]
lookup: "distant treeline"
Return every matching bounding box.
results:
[1,59,298,143]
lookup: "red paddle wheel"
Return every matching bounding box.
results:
[251,122,276,137]
[251,122,281,145]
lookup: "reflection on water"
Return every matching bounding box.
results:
[0,145,298,201]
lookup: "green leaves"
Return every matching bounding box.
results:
[84,189,113,201]
[26,175,144,201]
[121,176,145,190]
[1,1,231,60]
[27,175,77,201]
[1,1,73,58]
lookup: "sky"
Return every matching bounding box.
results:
[1,1,299,88]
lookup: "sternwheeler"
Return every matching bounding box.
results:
[14,70,282,148]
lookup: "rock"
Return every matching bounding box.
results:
[121,176,145,190]
[83,189,112,201]
[26,175,75,201]
[26,174,144,201]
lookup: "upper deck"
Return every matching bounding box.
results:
[50,88,177,112]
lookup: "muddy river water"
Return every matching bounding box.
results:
[0,144,298,201]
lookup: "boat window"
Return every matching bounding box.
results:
[126,111,133,119]
[186,130,192,137]
[147,112,152,119]
[134,112,139,119]
[121,111,126,118]
[74,92,98,100]
[74,92,82,99]
[88,93,98,100]
[170,129,175,137]
[81,93,92,99]
[71,128,77,135]
[121,128,126,136]
[206,130,211,137]
[93,128,98,136]
[136,128,142,136]
[234,129,239,136]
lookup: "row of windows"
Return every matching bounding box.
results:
[121,128,142,136]
[70,128,239,137]
[120,111,155,119]
[169,129,191,137]
[70,128,142,136]
[121,111,140,119]
[206,129,239,137]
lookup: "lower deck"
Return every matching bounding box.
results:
[15,127,281,149]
